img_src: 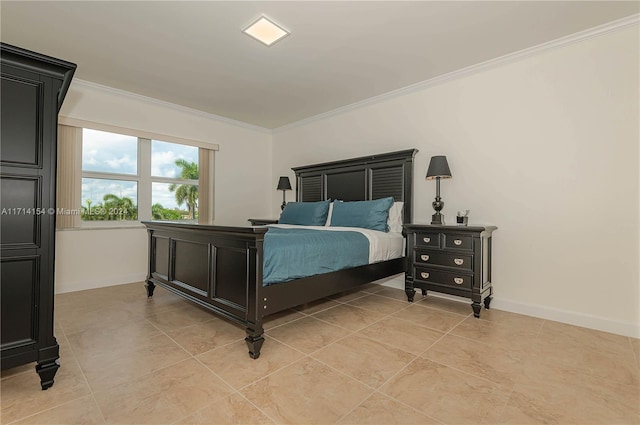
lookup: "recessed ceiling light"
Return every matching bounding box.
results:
[242,15,290,47]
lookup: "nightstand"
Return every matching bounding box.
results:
[248,218,279,226]
[403,224,497,318]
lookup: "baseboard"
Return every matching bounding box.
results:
[376,275,638,338]
[493,297,639,339]
[55,273,146,294]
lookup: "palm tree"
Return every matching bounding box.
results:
[152,203,166,220]
[102,194,137,220]
[169,159,198,219]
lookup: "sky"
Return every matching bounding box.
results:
[81,129,198,213]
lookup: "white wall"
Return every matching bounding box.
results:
[272,27,640,337]
[55,227,148,293]
[56,82,272,293]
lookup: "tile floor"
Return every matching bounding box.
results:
[1,282,639,425]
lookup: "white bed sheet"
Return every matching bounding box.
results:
[269,224,404,263]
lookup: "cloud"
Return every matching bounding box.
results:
[151,141,198,178]
[105,155,136,170]
[151,151,179,177]
[82,129,137,174]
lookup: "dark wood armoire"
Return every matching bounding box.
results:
[1,43,76,389]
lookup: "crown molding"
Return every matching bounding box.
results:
[273,13,640,133]
[69,79,272,134]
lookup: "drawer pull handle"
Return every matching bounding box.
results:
[454,277,464,285]
[454,258,464,266]
[421,272,430,279]
[454,239,463,246]
[423,237,431,243]
[420,254,430,262]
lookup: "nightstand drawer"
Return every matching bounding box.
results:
[415,232,440,248]
[443,234,473,251]
[415,250,473,271]
[415,267,472,290]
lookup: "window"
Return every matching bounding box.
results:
[81,129,139,221]
[56,121,217,229]
[77,128,205,224]
[151,140,199,220]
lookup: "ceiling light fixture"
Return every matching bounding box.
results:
[242,15,290,47]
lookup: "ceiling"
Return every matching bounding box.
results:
[1,1,638,129]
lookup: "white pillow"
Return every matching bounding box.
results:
[387,202,404,233]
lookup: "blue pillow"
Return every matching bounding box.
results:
[329,197,394,232]
[279,200,331,226]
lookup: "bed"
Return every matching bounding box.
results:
[142,149,417,359]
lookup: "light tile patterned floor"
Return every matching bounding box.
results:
[2,282,639,425]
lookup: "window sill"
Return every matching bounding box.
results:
[57,222,146,231]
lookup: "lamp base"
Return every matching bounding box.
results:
[431,193,445,225]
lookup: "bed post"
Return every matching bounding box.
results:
[145,280,156,298]
[245,238,265,359]
[245,327,265,359]
[145,227,156,297]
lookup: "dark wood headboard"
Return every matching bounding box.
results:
[292,149,418,224]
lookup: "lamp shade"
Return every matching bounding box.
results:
[277,176,292,191]
[426,155,452,180]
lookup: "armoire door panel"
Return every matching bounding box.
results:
[0,255,39,348]
[0,175,41,248]
[0,74,42,168]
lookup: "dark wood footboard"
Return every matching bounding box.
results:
[143,221,268,357]
[143,221,404,359]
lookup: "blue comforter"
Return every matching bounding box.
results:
[263,227,370,285]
